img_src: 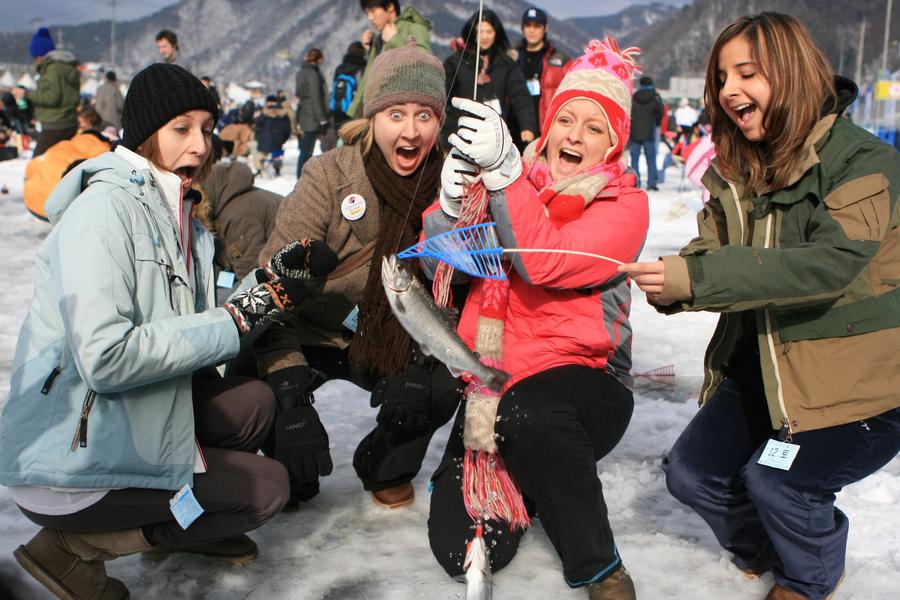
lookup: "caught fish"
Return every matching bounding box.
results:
[381,255,510,391]
[464,524,492,600]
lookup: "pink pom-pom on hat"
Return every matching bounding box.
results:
[535,36,642,162]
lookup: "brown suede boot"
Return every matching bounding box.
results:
[371,482,415,509]
[587,565,636,600]
[142,533,258,565]
[766,572,844,600]
[14,527,152,600]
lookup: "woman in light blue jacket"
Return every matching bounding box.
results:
[0,64,312,600]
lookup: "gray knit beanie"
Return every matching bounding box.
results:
[121,63,219,151]
[363,37,445,119]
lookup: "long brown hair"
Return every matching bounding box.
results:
[704,12,836,195]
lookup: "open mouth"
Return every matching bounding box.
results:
[734,102,757,126]
[559,148,583,168]
[394,146,422,171]
[174,165,198,186]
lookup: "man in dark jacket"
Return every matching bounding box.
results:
[254,95,292,177]
[14,28,80,156]
[321,41,367,152]
[511,7,569,144]
[629,75,664,191]
[295,48,328,178]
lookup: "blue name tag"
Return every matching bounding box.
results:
[342,305,359,332]
[169,484,204,529]
[216,271,236,288]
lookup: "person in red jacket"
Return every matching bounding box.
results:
[511,7,570,145]
[425,37,648,599]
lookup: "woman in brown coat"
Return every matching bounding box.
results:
[236,39,464,509]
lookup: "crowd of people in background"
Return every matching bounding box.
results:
[0,3,718,195]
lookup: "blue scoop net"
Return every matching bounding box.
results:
[397,222,507,280]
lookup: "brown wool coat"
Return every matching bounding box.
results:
[255,144,382,374]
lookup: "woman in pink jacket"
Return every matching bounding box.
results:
[424,39,648,599]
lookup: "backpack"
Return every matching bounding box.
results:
[329,73,357,116]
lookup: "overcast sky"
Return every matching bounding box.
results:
[1,0,689,32]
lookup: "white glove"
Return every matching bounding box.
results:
[447,97,522,191]
[439,150,480,218]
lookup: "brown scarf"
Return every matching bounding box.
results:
[348,143,442,378]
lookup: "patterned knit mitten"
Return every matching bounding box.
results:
[224,279,309,335]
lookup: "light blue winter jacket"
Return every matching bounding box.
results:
[0,150,240,491]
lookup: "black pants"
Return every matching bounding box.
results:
[20,376,289,548]
[664,378,900,599]
[353,360,462,492]
[428,365,634,586]
[227,340,461,493]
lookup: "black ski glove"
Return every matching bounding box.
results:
[224,278,309,335]
[268,366,333,501]
[266,239,339,280]
[370,357,432,434]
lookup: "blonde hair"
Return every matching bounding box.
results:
[135,132,215,184]
[704,12,836,195]
[338,117,376,154]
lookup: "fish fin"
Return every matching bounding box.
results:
[447,365,465,379]
[485,367,511,392]
[394,298,406,314]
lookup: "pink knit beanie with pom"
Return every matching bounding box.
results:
[535,37,641,162]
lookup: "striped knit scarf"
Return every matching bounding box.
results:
[434,148,626,530]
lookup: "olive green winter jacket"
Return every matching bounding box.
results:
[346,6,432,118]
[657,114,900,434]
[27,50,80,130]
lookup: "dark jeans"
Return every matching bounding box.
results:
[20,376,289,548]
[428,365,634,586]
[664,378,900,599]
[33,125,78,157]
[628,138,658,189]
[296,131,319,178]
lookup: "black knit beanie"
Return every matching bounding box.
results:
[121,63,219,151]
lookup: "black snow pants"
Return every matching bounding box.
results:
[428,364,634,587]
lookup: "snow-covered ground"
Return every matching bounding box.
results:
[0,147,897,599]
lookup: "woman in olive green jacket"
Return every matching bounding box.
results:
[622,13,900,600]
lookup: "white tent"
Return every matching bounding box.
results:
[224,81,251,106]
[80,78,99,97]
[0,71,16,88]
[17,73,35,89]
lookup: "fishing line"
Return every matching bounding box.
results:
[391,0,485,252]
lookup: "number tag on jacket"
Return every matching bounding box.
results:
[216,271,236,288]
[757,438,800,471]
[170,484,204,529]
[527,78,541,96]
[342,305,359,332]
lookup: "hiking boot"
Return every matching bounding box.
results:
[765,572,845,600]
[372,482,414,509]
[14,527,151,600]
[587,565,636,600]
[142,533,258,565]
